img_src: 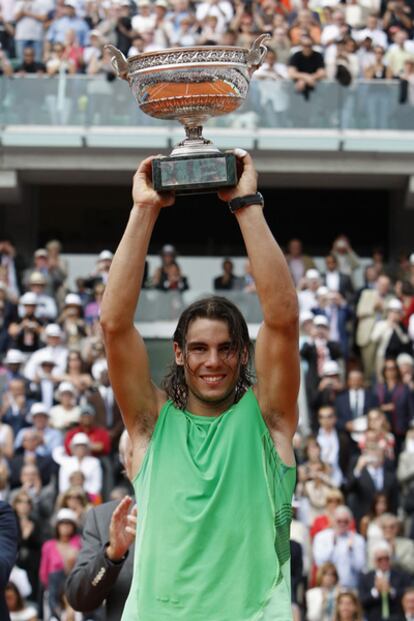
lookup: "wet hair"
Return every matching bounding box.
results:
[161,296,253,409]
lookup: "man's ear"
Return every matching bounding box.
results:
[240,346,249,367]
[173,342,184,366]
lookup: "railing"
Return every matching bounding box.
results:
[0,75,413,130]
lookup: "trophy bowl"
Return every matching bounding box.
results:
[106,34,270,193]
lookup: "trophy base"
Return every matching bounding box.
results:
[152,152,237,195]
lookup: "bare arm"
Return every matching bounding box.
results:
[218,152,299,451]
[100,156,174,440]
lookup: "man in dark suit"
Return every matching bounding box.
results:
[65,430,136,621]
[322,253,355,304]
[0,500,18,621]
[359,541,412,621]
[393,587,414,621]
[335,369,379,433]
[346,435,399,527]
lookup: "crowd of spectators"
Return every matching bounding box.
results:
[0,0,414,127]
[1,232,414,619]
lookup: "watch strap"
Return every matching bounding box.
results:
[228,192,264,213]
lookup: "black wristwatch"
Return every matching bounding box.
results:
[228,192,264,213]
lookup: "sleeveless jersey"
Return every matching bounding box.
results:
[121,388,296,621]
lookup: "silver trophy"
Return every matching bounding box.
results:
[106,34,270,194]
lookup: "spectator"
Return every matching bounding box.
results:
[359,539,411,621]
[84,282,105,326]
[11,463,56,525]
[288,33,326,100]
[0,500,18,621]
[28,351,60,410]
[376,513,414,575]
[355,13,388,48]
[13,0,50,62]
[335,369,379,434]
[5,581,38,621]
[359,491,391,542]
[346,437,399,527]
[11,490,42,602]
[312,504,366,589]
[334,590,364,621]
[285,238,316,287]
[213,258,242,291]
[371,298,412,381]
[84,250,113,290]
[54,485,91,529]
[24,270,58,321]
[13,45,46,74]
[155,261,189,292]
[310,488,348,539]
[0,412,14,459]
[2,349,27,384]
[24,323,68,381]
[58,349,93,394]
[47,0,90,47]
[356,274,393,383]
[39,507,81,620]
[64,403,111,457]
[357,408,396,462]
[45,40,76,75]
[398,586,414,621]
[374,358,414,453]
[330,235,360,282]
[298,269,322,313]
[364,45,394,128]
[53,431,103,500]
[49,381,80,431]
[8,293,43,354]
[1,378,32,436]
[306,561,341,621]
[397,425,414,537]
[322,253,355,303]
[316,404,350,486]
[57,293,88,349]
[14,402,63,457]
[9,427,57,489]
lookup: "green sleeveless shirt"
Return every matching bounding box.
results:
[121,388,296,621]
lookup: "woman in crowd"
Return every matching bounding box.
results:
[357,408,395,461]
[334,591,364,621]
[5,582,38,621]
[359,491,390,542]
[374,358,414,454]
[39,508,81,621]
[305,561,341,621]
[54,485,92,529]
[11,490,42,603]
[58,350,93,395]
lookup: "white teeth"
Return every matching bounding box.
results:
[203,376,223,383]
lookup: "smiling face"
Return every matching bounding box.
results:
[174,317,246,414]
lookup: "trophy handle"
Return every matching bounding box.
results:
[105,44,129,81]
[246,34,271,74]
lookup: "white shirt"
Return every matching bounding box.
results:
[354,26,387,49]
[317,428,342,486]
[53,450,103,495]
[326,271,340,292]
[195,0,233,33]
[14,0,52,41]
[24,345,68,380]
[49,404,81,430]
[313,528,366,588]
[349,388,364,417]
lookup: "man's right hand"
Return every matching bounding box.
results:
[106,496,137,562]
[132,156,175,210]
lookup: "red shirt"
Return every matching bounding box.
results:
[64,425,111,456]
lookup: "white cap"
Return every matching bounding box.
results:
[30,402,50,417]
[57,381,76,396]
[98,250,113,261]
[29,271,46,285]
[161,244,176,255]
[56,508,78,524]
[299,310,314,325]
[92,358,108,380]
[20,292,38,306]
[305,269,320,280]
[313,314,329,327]
[396,353,414,366]
[3,349,25,365]
[34,248,48,258]
[409,252,414,265]
[322,360,340,376]
[89,29,102,38]
[316,286,329,297]
[70,431,90,447]
[45,323,62,338]
[64,293,82,306]
[386,298,403,312]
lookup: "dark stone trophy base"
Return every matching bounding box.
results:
[152,152,237,195]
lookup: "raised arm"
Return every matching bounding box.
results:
[100,156,174,441]
[218,151,299,457]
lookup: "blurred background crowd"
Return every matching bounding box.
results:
[1,233,414,620]
[0,0,414,126]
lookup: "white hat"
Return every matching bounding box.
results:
[316,286,329,297]
[57,381,76,396]
[70,431,90,447]
[34,248,48,258]
[19,292,38,306]
[92,358,108,381]
[89,29,102,38]
[38,350,56,366]
[322,360,340,376]
[161,244,176,255]
[305,269,320,280]
[98,250,113,261]
[44,323,62,338]
[396,353,414,367]
[3,349,25,365]
[64,293,82,307]
[409,252,414,265]
[299,310,314,325]
[30,402,50,417]
[313,314,329,327]
[56,508,78,524]
[155,0,168,7]
[29,271,46,285]
[386,298,403,312]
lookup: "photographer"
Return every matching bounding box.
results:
[8,293,43,354]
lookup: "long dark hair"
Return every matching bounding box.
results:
[161,296,253,409]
